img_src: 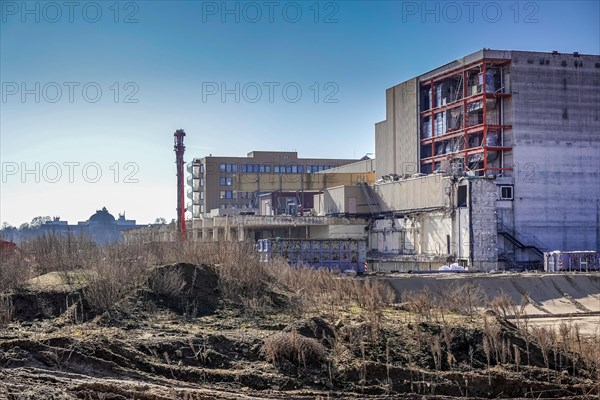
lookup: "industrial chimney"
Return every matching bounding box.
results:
[174,129,186,241]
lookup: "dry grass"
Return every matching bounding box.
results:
[0,293,13,327]
[82,243,150,313]
[23,232,99,275]
[0,250,31,291]
[262,330,327,367]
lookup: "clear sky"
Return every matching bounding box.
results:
[1,0,599,226]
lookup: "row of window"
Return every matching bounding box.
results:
[220,191,257,199]
[219,164,238,173]
[220,204,251,209]
[219,163,336,174]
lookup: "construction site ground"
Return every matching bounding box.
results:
[1,267,599,400]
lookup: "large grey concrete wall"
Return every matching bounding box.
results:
[394,79,419,175]
[375,79,419,178]
[375,120,391,178]
[509,51,600,253]
[470,178,498,270]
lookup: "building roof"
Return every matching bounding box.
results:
[89,207,116,224]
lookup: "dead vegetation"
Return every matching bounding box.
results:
[0,238,599,399]
[262,330,327,368]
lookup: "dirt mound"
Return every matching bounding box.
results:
[25,270,90,292]
[11,291,84,321]
[147,263,219,316]
[9,270,90,321]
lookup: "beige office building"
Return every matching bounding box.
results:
[187,151,358,218]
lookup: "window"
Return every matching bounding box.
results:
[241,164,247,173]
[200,164,204,173]
[259,164,265,173]
[274,165,280,173]
[265,165,271,173]
[220,191,233,199]
[500,185,513,200]
[457,185,467,207]
[291,165,298,173]
[200,191,204,200]
[286,165,292,173]
[220,177,232,186]
[252,164,259,173]
[221,163,238,173]
[298,165,304,173]
[200,178,204,187]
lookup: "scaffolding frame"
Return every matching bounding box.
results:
[419,58,513,176]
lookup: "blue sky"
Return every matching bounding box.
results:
[1,0,599,225]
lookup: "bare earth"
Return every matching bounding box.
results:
[1,269,599,399]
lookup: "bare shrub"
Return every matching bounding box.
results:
[532,326,552,382]
[401,288,435,322]
[490,291,515,318]
[489,291,529,329]
[483,316,502,364]
[0,294,13,327]
[514,344,521,372]
[430,334,443,370]
[262,330,327,367]
[215,243,274,313]
[442,324,455,369]
[358,279,396,341]
[445,282,485,316]
[0,250,31,291]
[83,246,148,313]
[22,232,98,275]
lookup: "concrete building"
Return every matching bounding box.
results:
[370,49,599,268]
[187,151,358,218]
[136,49,597,272]
[315,175,498,271]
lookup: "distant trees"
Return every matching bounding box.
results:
[1,216,52,232]
[1,216,52,242]
[30,216,52,228]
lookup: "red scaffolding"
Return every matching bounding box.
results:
[419,58,513,176]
